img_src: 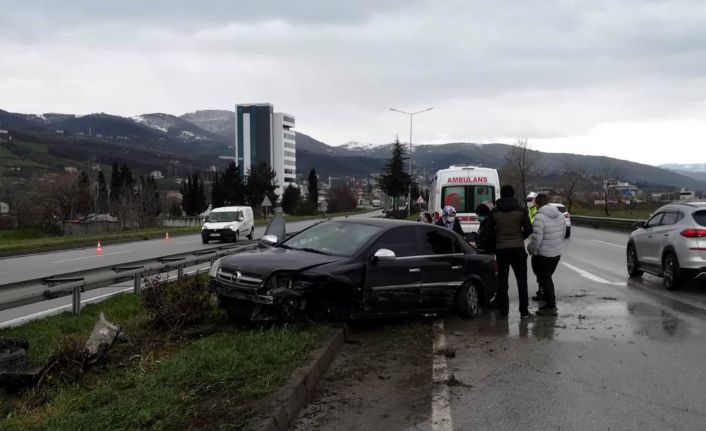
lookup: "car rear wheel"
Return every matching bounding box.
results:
[662,252,683,291]
[456,280,480,318]
[627,244,643,277]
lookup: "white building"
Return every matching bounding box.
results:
[150,170,164,180]
[234,104,296,196]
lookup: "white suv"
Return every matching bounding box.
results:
[627,202,706,290]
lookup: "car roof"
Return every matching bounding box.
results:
[326,218,423,228]
[212,206,250,212]
[659,202,706,210]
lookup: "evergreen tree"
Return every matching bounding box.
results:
[211,171,225,208]
[307,168,319,212]
[378,139,411,212]
[245,163,278,211]
[181,172,208,216]
[222,162,246,205]
[96,170,108,213]
[281,184,301,215]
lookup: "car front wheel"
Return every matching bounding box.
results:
[627,244,643,277]
[456,280,481,318]
[663,252,683,291]
[247,228,254,240]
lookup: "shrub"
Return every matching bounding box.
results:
[140,275,213,335]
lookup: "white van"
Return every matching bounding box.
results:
[201,206,255,244]
[429,165,501,233]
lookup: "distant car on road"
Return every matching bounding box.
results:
[209,218,497,321]
[549,203,571,238]
[627,202,706,290]
[201,206,254,244]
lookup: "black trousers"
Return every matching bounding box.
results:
[495,248,529,315]
[531,255,561,307]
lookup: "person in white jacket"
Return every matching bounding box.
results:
[527,194,566,316]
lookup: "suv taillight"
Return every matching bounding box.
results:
[680,229,706,238]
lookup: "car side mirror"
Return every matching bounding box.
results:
[633,221,646,230]
[238,216,244,222]
[260,234,278,247]
[373,248,396,262]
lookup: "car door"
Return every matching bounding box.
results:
[638,212,665,267]
[364,226,425,313]
[651,211,680,262]
[417,226,467,309]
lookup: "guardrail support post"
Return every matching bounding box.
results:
[134,273,142,295]
[178,264,184,280]
[72,286,81,315]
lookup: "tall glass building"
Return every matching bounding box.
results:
[235,103,296,196]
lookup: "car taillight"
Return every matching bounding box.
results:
[680,229,706,238]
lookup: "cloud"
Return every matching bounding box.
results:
[2,0,706,164]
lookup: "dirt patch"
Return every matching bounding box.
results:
[294,319,433,431]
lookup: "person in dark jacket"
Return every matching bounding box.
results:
[474,202,495,253]
[489,185,533,319]
[435,205,464,236]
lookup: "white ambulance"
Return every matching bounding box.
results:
[429,165,501,233]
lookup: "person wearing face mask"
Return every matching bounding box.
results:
[474,202,496,253]
[435,205,464,236]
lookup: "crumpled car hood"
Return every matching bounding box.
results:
[219,247,345,279]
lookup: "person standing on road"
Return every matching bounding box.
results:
[436,205,464,236]
[527,194,566,316]
[474,202,495,253]
[490,185,533,319]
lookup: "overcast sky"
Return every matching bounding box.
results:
[2,0,706,165]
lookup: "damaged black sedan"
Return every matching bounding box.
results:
[208,218,497,321]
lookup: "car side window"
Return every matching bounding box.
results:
[372,227,419,257]
[419,228,454,255]
[661,212,678,226]
[646,213,663,228]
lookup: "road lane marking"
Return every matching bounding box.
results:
[592,240,626,249]
[52,250,133,264]
[432,319,453,431]
[561,262,626,286]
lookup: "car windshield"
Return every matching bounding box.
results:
[281,221,383,256]
[208,211,239,222]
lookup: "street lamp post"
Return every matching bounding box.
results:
[389,107,433,217]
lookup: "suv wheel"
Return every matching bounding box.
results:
[662,252,683,291]
[456,281,480,318]
[627,244,643,277]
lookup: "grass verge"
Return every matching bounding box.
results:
[0,285,326,430]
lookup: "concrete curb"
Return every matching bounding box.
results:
[261,326,347,431]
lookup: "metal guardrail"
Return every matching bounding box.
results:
[0,240,260,315]
[570,215,641,233]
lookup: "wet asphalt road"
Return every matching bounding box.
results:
[296,225,706,431]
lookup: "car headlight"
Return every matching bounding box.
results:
[209,258,223,278]
[228,224,238,231]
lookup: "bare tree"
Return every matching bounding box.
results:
[503,139,538,204]
[600,157,615,217]
[562,167,583,213]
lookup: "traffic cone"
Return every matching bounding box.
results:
[96,241,103,256]
[165,231,170,241]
